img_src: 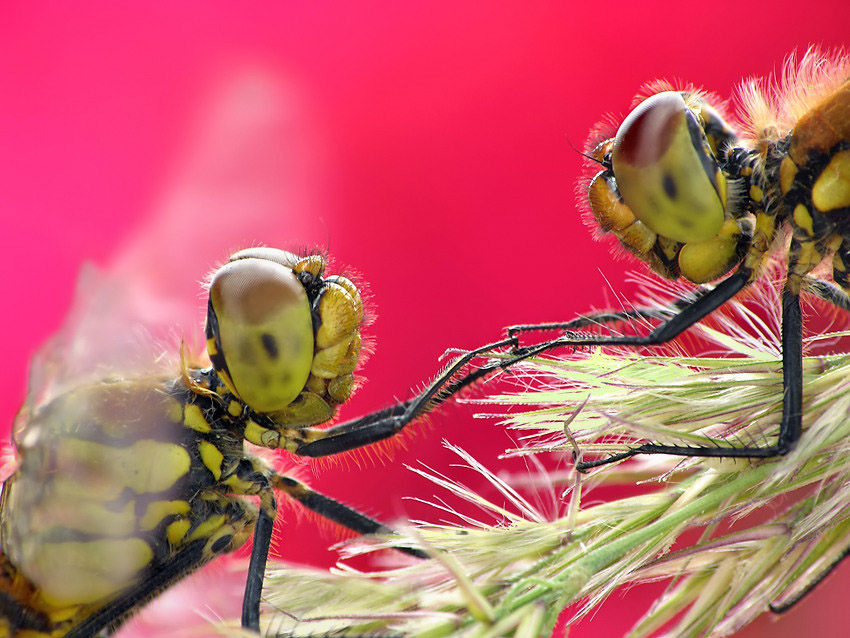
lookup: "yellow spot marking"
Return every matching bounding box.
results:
[779,156,797,195]
[30,538,153,606]
[793,204,814,237]
[53,439,191,499]
[812,149,850,211]
[32,498,136,537]
[243,420,281,448]
[164,396,183,424]
[792,241,823,279]
[216,368,237,399]
[657,236,679,261]
[207,336,219,357]
[167,519,192,546]
[228,399,243,417]
[140,500,191,531]
[224,473,255,493]
[199,440,224,480]
[749,183,764,203]
[183,403,212,433]
[46,606,79,623]
[753,213,776,248]
[189,514,226,541]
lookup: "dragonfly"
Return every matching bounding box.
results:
[493,49,850,473]
[0,246,507,637]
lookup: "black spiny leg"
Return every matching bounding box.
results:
[508,267,751,363]
[272,474,427,558]
[239,477,426,633]
[295,337,516,458]
[769,542,850,614]
[575,286,802,470]
[490,268,805,470]
[507,299,687,338]
[243,508,275,631]
[803,276,850,311]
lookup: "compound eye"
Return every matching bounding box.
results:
[207,257,314,413]
[612,91,725,243]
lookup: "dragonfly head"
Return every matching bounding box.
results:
[584,89,747,284]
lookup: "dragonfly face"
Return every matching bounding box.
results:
[0,247,427,637]
[586,89,752,285]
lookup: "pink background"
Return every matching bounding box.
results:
[1,2,848,636]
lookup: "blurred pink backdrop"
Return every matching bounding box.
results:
[1,2,848,636]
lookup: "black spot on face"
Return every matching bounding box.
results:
[261,333,279,359]
[663,173,677,199]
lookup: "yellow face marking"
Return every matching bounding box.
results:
[315,281,362,351]
[45,606,79,624]
[292,253,326,280]
[268,392,335,430]
[588,167,635,229]
[328,373,355,403]
[312,339,358,379]
[678,220,743,283]
[812,149,850,211]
